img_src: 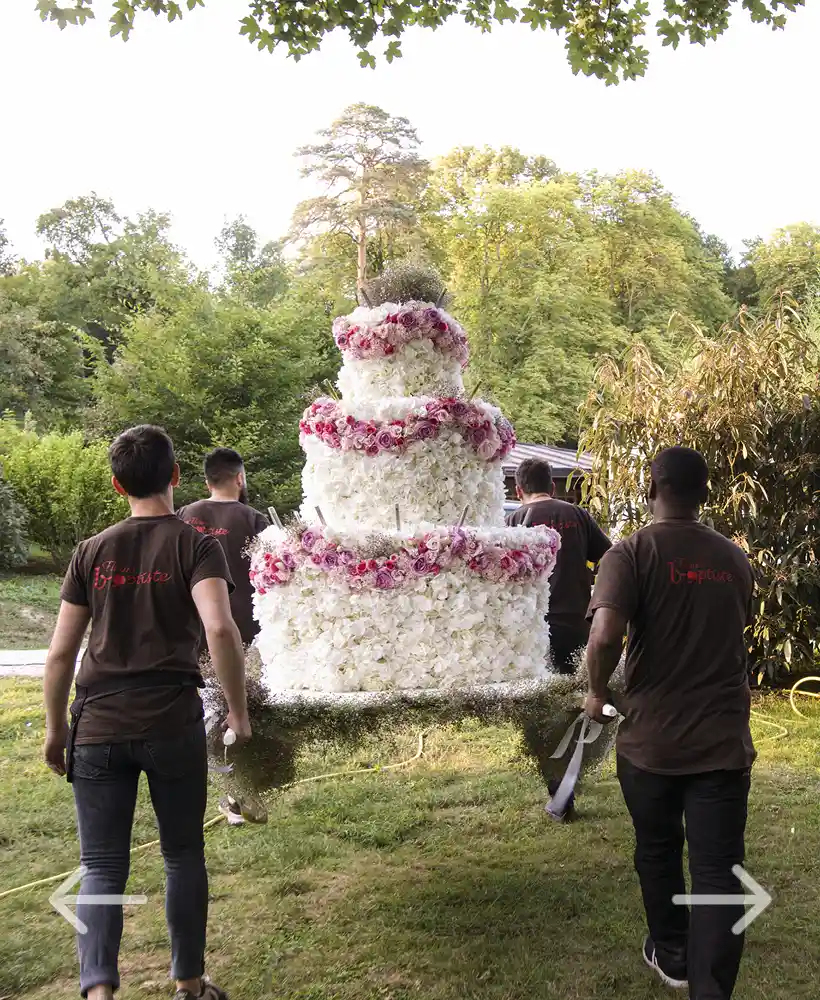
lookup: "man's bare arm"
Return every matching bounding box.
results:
[192,577,250,740]
[43,601,91,774]
[584,607,627,722]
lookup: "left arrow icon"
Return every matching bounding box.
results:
[49,867,147,934]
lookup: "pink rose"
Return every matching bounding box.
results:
[400,311,418,329]
[375,568,395,589]
[410,419,438,441]
[301,530,319,552]
[376,430,395,450]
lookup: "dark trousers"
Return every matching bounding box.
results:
[549,621,590,675]
[617,756,751,1000]
[70,722,208,996]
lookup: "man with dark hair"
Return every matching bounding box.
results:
[43,425,250,1000]
[177,448,269,648]
[506,457,611,673]
[585,446,755,999]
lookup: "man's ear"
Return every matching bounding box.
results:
[648,479,658,501]
[171,463,181,488]
[551,483,556,497]
[112,475,128,498]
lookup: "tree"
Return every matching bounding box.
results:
[291,104,427,293]
[746,223,820,306]
[38,0,806,85]
[580,170,733,348]
[35,194,195,355]
[425,161,734,443]
[579,301,820,683]
[0,267,90,427]
[0,221,15,276]
[92,285,338,512]
[215,216,289,307]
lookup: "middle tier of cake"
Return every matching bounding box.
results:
[299,396,515,531]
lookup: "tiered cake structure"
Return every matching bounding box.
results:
[249,294,561,693]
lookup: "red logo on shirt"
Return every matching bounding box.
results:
[546,520,579,532]
[186,517,229,537]
[93,560,171,590]
[668,559,734,585]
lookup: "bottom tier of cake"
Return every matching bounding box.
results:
[250,523,559,693]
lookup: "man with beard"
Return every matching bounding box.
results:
[178,448,269,649]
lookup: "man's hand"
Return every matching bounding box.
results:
[223,710,252,744]
[44,724,69,776]
[584,692,616,725]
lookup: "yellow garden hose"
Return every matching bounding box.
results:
[788,676,820,719]
[0,732,427,902]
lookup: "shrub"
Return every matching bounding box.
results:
[0,472,28,569]
[580,301,820,684]
[0,425,126,564]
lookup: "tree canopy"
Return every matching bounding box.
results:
[36,0,805,85]
[2,103,818,519]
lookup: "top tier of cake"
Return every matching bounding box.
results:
[333,302,467,404]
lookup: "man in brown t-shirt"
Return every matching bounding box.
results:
[506,457,611,673]
[42,425,251,1000]
[585,447,755,999]
[177,448,269,648]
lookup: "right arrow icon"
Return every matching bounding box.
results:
[673,865,772,934]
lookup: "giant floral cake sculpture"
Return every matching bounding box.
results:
[248,266,562,695]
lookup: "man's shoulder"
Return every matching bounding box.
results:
[177,499,209,519]
[74,518,132,553]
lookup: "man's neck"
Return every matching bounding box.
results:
[522,493,553,505]
[208,490,240,503]
[653,502,699,524]
[128,493,174,518]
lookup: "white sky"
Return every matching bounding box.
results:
[1,1,819,270]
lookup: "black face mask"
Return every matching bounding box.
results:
[238,485,249,505]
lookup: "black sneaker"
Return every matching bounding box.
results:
[642,936,688,990]
[174,977,229,1000]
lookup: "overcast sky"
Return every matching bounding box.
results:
[1,1,818,270]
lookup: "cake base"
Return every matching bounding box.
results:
[203,665,622,796]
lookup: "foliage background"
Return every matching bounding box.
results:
[2,103,820,613]
[579,303,820,682]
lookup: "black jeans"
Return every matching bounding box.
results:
[549,622,590,674]
[617,756,751,1000]
[70,721,208,997]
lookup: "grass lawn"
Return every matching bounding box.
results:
[0,679,818,1000]
[0,568,62,649]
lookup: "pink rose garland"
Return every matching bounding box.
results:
[333,305,469,367]
[249,525,560,595]
[300,397,516,464]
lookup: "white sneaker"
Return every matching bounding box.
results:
[642,936,688,990]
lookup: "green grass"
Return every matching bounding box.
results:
[0,680,818,999]
[0,570,62,650]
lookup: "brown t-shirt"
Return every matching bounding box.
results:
[588,520,756,775]
[61,515,233,744]
[176,500,268,646]
[506,498,611,628]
